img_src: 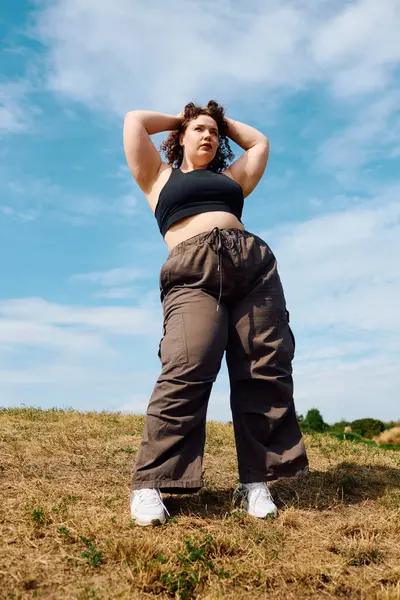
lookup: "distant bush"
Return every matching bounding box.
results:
[350,418,385,440]
[300,409,329,433]
[329,420,351,434]
[297,410,398,445]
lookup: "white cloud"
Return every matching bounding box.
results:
[0,297,163,402]
[116,394,152,416]
[294,353,400,424]
[25,0,400,188]
[95,288,136,300]
[0,297,160,336]
[311,0,400,97]
[0,205,37,221]
[71,267,145,287]
[389,146,400,158]
[62,191,137,219]
[0,176,138,222]
[0,296,164,411]
[0,81,40,132]
[0,319,111,355]
[315,91,400,173]
[117,388,232,421]
[71,267,149,301]
[31,0,400,116]
[258,186,400,422]
[0,364,156,387]
[0,364,161,413]
[261,189,400,331]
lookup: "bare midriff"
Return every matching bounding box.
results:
[163,211,245,251]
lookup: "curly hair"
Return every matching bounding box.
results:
[159,100,235,173]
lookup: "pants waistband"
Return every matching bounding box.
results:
[167,227,253,258]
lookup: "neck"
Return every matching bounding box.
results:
[180,156,209,173]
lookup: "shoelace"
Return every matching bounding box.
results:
[136,488,170,517]
[243,483,274,504]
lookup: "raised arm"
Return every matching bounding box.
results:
[222,117,270,197]
[123,111,182,194]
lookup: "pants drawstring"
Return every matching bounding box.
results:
[217,245,223,311]
[208,227,223,311]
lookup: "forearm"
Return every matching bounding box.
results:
[127,110,182,135]
[224,117,268,151]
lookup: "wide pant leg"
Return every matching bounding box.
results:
[131,284,228,492]
[225,242,309,483]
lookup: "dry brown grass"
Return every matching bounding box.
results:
[1,408,400,600]
[374,428,400,445]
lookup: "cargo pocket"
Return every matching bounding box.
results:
[161,313,189,367]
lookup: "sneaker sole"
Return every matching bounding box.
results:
[247,509,278,519]
[241,499,278,519]
[132,515,167,527]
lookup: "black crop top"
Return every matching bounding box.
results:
[154,167,244,237]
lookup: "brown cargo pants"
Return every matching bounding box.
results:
[131,227,309,492]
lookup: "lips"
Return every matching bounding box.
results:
[201,143,212,149]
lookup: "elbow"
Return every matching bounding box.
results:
[124,111,147,135]
[250,135,269,150]
[259,137,269,158]
[124,110,143,123]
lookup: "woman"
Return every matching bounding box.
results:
[123,100,309,526]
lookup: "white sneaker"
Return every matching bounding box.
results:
[130,488,170,526]
[237,482,278,518]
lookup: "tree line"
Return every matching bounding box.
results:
[297,408,399,440]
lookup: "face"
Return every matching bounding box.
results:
[180,114,219,165]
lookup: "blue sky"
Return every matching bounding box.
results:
[1,0,399,423]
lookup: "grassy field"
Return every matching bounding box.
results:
[1,408,400,600]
